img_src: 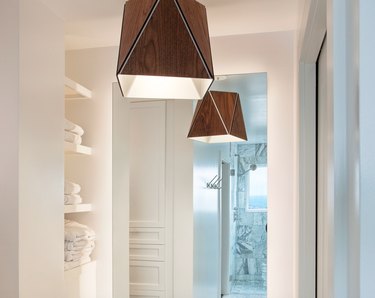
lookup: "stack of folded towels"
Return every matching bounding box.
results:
[64,180,83,205]
[64,219,96,270]
[65,119,84,145]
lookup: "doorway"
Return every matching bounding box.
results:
[193,73,268,298]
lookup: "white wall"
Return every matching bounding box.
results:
[19,0,65,297]
[167,101,194,298]
[300,1,375,296]
[0,1,19,296]
[207,31,296,298]
[112,83,130,298]
[346,0,360,295]
[297,0,363,297]
[1,1,65,296]
[65,47,117,298]
[359,1,375,297]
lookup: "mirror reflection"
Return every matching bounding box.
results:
[193,73,268,298]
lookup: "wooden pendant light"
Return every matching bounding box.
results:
[117,0,214,100]
[188,91,248,143]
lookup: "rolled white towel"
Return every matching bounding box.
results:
[64,181,81,195]
[64,220,95,242]
[64,257,91,271]
[64,131,82,145]
[65,119,84,136]
[64,194,83,205]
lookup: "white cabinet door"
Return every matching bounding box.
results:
[130,261,166,291]
[129,227,166,245]
[130,290,165,298]
[129,102,166,228]
[130,244,165,262]
[129,102,167,296]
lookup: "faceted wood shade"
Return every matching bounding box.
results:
[117,0,214,100]
[188,91,248,143]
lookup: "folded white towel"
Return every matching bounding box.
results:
[64,194,83,205]
[64,181,81,195]
[65,246,94,256]
[65,248,92,257]
[64,131,82,145]
[64,248,94,262]
[73,235,96,242]
[64,252,92,262]
[64,220,95,242]
[65,239,95,251]
[65,119,84,136]
[64,257,91,271]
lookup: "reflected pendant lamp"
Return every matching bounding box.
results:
[187,91,248,143]
[116,0,214,100]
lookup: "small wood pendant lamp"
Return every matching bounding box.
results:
[117,0,214,100]
[188,91,248,143]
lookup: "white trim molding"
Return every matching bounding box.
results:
[298,0,361,297]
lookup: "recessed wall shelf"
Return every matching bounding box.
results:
[65,77,92,100]
[64,142,92,155]
[64,204,92,214]
[64,70,96,296]
[65,260,96,273]
[64,260,96,296]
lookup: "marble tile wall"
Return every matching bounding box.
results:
[230,143,267,296]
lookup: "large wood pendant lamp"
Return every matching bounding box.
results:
[116,0,214,100]
[188,91,248,143]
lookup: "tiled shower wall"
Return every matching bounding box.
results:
[233,187,267,289]
[231,144,267,293]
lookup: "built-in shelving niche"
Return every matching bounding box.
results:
[64,77,96,297]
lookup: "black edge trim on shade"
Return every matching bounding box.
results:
[174,0,214,79]
[118,0,161,76]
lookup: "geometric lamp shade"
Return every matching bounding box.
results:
[116,0,214,100]
[187,91,248,143]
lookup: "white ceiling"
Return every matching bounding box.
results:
[39,0,125,21]
[39,0,300,50]
[202,0,300,37]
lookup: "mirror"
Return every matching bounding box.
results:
[193,73,268,298]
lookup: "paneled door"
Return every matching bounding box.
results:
[129,101,167,297]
